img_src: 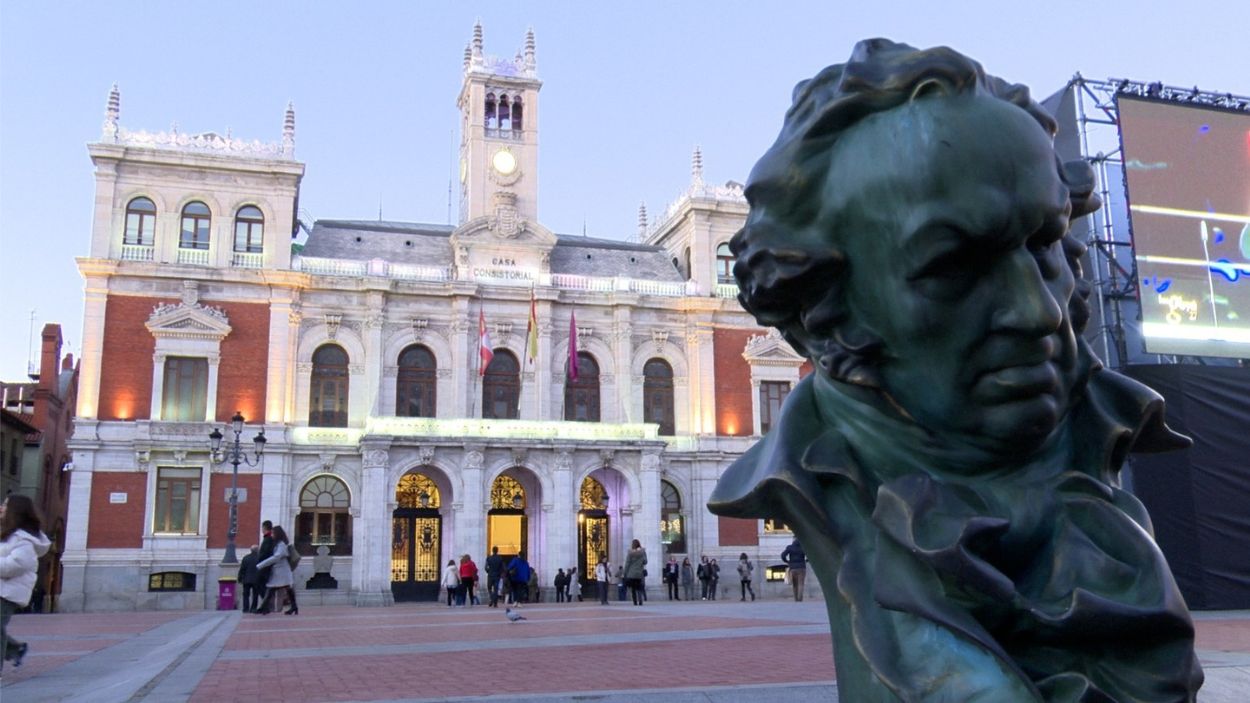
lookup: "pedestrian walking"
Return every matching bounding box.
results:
[594,556,611,605]
[664,557,680,600]
[1,495,50,674]
[238,545,261,612]
[681,557,696,601]
[554,568,568,602]
[737,552,756,601]
[485,547,504,607]
[624,539,648,606]
[781,539,807,602]
[459,554,479,606]
[255,525,296,615]
[442,559,461,607]
[615,565,627,601]
[698,556,711,600]
[507,552,531,604]
[255,520,275,613]
[707,558,721,600]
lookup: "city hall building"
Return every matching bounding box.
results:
[63,25,810,610]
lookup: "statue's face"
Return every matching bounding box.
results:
[823,94,1079,457]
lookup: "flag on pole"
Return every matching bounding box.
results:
[525,288,539,364]
[568,310,579,381]
[478,309,494,376]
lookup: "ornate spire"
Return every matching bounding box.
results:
[102,83,120,142]
[691,145,704,187]
[282,101,296,157]
[524,27,536,70]
[471,20,483,58]
[637,201,648,240]
[463,43,471,70]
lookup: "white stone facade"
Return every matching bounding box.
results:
[61,25,815,612]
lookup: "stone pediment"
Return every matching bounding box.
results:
[742,328,805,366]
[146,300,232,341]
[451,216,557,283]
[451,215,558,248]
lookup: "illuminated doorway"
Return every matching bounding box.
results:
[488,474,527,562]
[577,475,609,598]
[391,472,441,602]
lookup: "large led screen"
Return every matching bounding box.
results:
[1118,95,1250,358]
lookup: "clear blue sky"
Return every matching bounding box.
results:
[2,1,1247,380]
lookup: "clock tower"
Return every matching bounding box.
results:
[458,22,541,227]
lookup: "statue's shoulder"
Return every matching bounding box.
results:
[708,376,851,518]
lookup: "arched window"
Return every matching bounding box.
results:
[396,344,436,418]
[482,350,519,420]
[233,205,264,253]
[716,242,734,282]
[310,344,349,427]
[683,247,692,280]
[564,352,600,422]
[485,93,497,129]
[511,97,524,132]
[295,475,352,556]
[498,95,511,131]
[643,358,675,436]
[124,197,157,246]
[180,201,211,250]
[660,480,686,554]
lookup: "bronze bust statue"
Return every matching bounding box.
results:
[709,39,1203,702]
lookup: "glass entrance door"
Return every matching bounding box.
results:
[391,509,440,601]
[578,512,609,598]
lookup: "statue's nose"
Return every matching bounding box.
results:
[990,250,1064,336]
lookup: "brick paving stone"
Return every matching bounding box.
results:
[1,602,1247,702]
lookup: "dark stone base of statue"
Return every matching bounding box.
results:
[305,572,338,590]
[709,38,1202,702]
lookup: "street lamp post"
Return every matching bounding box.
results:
[209,411,266,566]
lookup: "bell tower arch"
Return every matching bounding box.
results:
[457,22,542,226]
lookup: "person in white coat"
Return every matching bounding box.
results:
[1,495,51,673]
[254,525,295,615]
[441,559,461,607]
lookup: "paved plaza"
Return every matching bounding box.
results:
[1,597,1248,702]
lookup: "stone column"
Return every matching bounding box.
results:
[638,450,664,574]
[58,444,96,611]
[458,445,486,558]
[549,448,575,583]
[264,291,297,424]
[353,445,394,606]
[77,278,110,419]
[612,313,633,423]
[449,298,472,417]
[685,326,717,435]
[362,297,386,418]
[149,351,167,420]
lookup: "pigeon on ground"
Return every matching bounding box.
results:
[505,607,526,622]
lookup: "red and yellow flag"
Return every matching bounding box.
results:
[525,288,539,363]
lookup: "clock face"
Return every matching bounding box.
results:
[459,157,468,183]
[491,149,517,176]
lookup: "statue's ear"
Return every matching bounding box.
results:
[909,78,950,102]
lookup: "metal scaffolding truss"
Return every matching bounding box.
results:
[1067,75,1250,368]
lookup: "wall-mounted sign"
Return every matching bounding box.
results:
[109,492,127,504]
[223,487,248,503]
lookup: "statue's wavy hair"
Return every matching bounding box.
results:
[732,39,1100,387]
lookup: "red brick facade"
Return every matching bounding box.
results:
[98,296,166,421]
[206,472,263,549]
[712,328,755,436]
[717,516,759,547]
[214,302,270,423]
[97,295,270,423]
[87,472,147,548]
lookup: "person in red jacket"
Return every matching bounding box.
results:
[459,554,479,606]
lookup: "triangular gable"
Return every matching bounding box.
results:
[145,301,232,341]
[742,328,805,366]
